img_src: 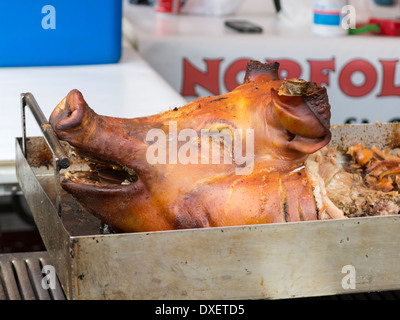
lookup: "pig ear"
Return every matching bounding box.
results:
[273,80,331,133]
[243,61,280,83]
[270,80,332,155]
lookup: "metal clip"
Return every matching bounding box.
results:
[21,92,70,217]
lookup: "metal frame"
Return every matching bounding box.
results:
[21,93,70,216]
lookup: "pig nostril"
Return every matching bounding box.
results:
[286,130,296,141]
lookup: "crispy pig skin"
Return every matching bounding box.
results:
[49,61,332,232]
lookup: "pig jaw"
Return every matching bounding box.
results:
[61,178,173,232]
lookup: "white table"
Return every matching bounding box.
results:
[123,2,400,126]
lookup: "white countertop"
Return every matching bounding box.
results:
[123,2,379,42]
[0,42,186,164]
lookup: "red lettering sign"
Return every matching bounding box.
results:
[339,59,377,97]
[308,58,335,86]
[181,58,222,96]
[224,58,249,92]
[225,58,303,91]
[378,59,400,97]
[181,57,400,100]
[267,59,302,79]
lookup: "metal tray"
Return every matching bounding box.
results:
[15,93,400,300]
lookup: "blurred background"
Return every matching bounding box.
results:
[0,0,399,252]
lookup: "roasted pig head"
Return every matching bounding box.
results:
[49,60,333,232]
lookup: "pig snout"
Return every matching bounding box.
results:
[49,89,90,135]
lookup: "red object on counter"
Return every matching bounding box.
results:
[369,18,400,36]
[156,0,181,14]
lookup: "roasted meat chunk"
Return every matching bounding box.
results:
[318,144,400,217]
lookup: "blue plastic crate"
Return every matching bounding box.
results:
[0,0,122,67]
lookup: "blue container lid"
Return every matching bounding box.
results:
[0,0,122,67]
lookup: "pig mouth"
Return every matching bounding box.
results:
[49,89,140,190]
[63,155,139,188]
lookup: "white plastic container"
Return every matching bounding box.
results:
[313,0,348,36]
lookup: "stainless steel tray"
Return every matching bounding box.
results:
[15,93,400,300]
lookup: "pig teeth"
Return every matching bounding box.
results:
[121,179,131,185]
[64,171,75,180]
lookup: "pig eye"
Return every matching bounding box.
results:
[202,120,236,136]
